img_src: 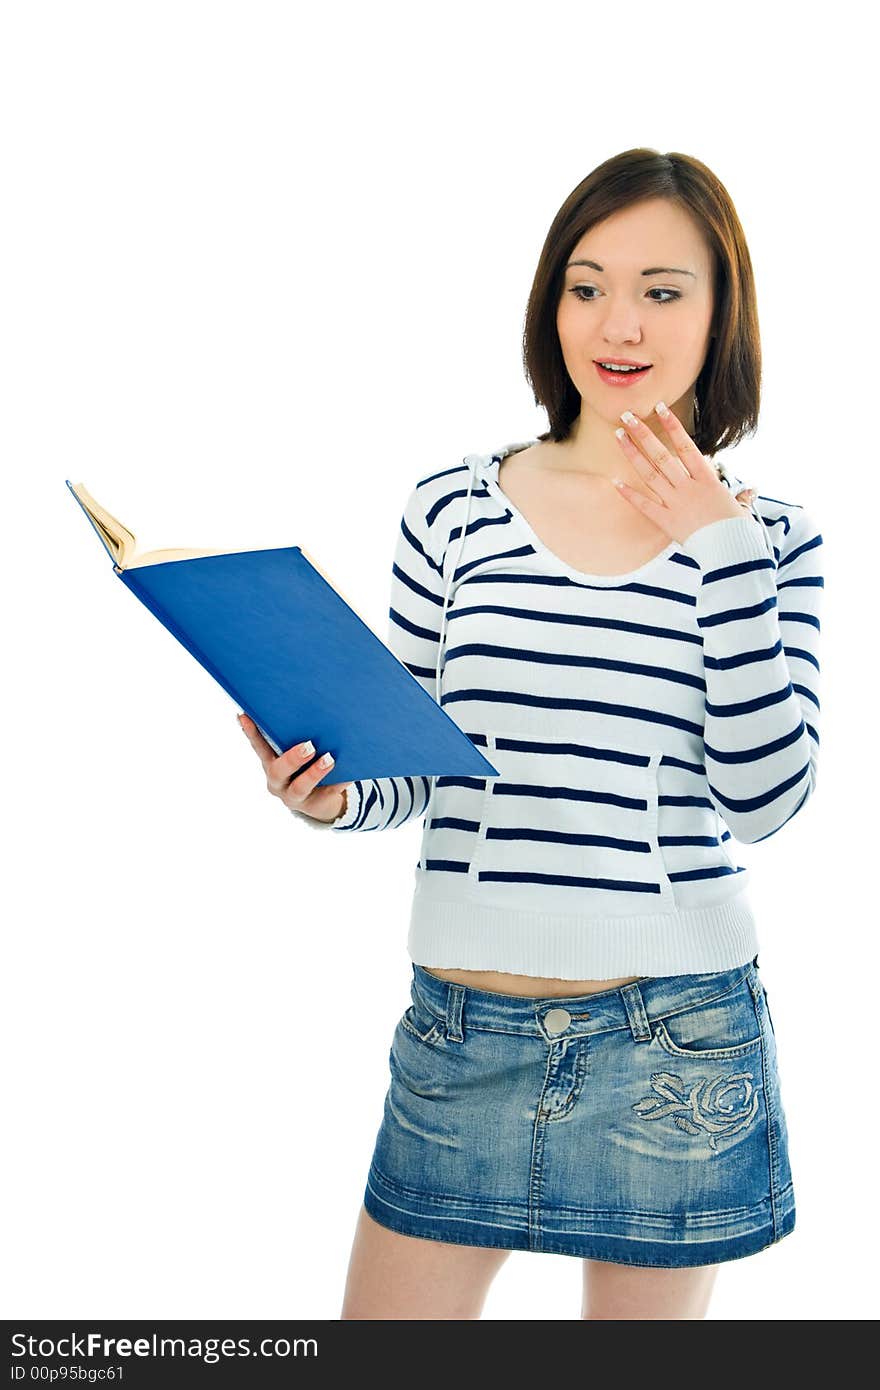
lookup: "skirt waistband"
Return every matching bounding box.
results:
[411,955,762,1044]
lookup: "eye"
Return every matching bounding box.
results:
[569,286,682,305]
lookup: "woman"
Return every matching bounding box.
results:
[239,147,823,1319]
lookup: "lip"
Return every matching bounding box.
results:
[594,361,653,387]
[594,357,652,367]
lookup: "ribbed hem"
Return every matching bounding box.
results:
[407,879,759,979]
[680,514,774,570]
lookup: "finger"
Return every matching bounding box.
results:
[612,474,668,528]
[266,738,322,796]
[652,402,714,478]
[239,712,316,783]
[238,712,280,769]
[271,747,336,801]
[614,427,669,503]
[618,410,686,485]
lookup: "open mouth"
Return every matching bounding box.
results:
[594,361,652,384]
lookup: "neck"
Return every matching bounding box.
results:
[553,399,696,484]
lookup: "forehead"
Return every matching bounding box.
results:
[567,198,711,271]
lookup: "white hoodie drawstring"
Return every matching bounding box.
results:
[415,450,775,868]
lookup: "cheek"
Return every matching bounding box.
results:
[555,316,581,369]
[556,309,594,368]
[681,308,715,352]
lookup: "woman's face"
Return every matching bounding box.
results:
[556,197,716,431]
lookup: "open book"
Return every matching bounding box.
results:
[66,480,499,786]
[66,479,358,609]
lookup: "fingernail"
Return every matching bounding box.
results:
[320,752,334,767]
[655,400,669,416]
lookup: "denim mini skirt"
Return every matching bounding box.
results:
[363,957,795,1267]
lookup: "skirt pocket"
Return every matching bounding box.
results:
[653,973,763,1059]
[468,726,677,913]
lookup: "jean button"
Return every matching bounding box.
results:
[544,1007,572,1035]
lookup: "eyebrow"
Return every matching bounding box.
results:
[565,259,696,278]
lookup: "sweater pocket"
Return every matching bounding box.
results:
[468,727,676,912]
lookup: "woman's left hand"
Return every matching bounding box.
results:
[612,404,755,544]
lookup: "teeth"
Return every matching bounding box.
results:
[599,362,648,372]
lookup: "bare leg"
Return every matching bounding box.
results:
[341,1204,512,1319]
[582,1259,719,1319]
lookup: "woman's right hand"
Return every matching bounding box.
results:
[237,712,350,823]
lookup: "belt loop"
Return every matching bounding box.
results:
[620,980,652,1042]
[445,982,465,1043]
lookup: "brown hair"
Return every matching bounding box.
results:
[521,148,761,459]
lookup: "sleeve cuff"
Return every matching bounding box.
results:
[330,779,363,829]
[679,513,775,570]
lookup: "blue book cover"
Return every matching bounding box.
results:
[66,480,499,785]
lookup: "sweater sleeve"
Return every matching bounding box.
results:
[679,504,824,845]
[321,480,448,832]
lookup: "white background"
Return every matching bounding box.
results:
[2,0,873,1321]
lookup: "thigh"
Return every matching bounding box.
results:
[582,1259,719,1320]
[341,1204,512,1320]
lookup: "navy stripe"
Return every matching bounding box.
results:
[329,453,824,960]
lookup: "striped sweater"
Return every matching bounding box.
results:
[317,439,824,979]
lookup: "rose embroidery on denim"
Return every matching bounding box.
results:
[633,1070,760,1151]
